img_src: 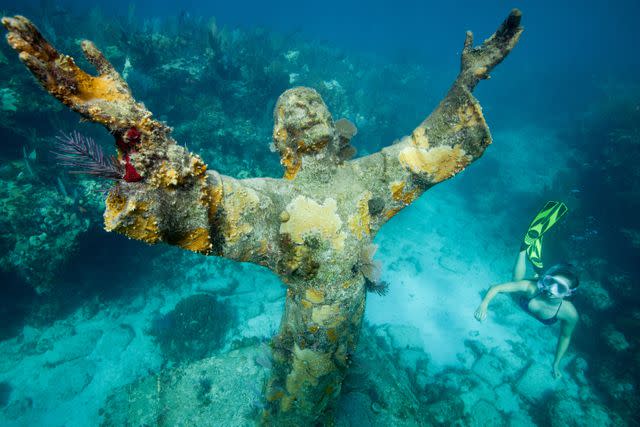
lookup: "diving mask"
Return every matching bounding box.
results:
[538,275,574,298]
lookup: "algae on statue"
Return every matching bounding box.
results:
[2,10,522,425]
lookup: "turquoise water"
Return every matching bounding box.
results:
[0,1,638,425]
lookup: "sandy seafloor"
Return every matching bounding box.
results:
[0,125,605,426]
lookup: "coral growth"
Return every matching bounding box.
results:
[0,164,93,293]
[279,196,346,251]
[54,131,123,179]
[353,244,389,296]
[115,127,144,182]
[149,294,234,363]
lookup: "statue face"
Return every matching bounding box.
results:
[272,87,337,178]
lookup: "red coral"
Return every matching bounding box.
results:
[115,127,141,152]
[123,154,142,182]
[115,136,129,152]
[125,127,141,146]
[115,127,143,182]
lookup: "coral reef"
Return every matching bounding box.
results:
[542,81,640,422]
[2,9,522,425]
[0,160,96,293]
[99,325,424,426]
[149,294,233,363]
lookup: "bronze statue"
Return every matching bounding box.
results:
[2,10,522,424]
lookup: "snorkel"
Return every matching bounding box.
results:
[537,264,579,298]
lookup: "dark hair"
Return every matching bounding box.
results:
[546,263,580,289]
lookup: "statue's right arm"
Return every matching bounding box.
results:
[2,15,283,268]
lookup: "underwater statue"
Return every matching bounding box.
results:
[2,10,522,425]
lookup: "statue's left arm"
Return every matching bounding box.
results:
[350,9,523,233]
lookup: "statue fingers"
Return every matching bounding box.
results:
[81,40,123,81]
[2,15,59,63]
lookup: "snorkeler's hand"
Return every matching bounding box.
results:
[474,303,488,322]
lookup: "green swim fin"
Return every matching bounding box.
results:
[526,236,545,270]
[522,201,568,270]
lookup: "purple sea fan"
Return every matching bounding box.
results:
[53,131,123,179]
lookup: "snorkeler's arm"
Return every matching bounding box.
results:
[2,15,282,267]
[350,10,523,234]
[512,250,527,281]
[474,280,531,321]
[552,302,578,376]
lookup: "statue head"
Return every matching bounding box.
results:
[272,87,337,179]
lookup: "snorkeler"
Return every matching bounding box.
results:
[474,201,579,378]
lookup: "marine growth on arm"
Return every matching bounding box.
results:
[349,9,522,234]
[1,15,286,269]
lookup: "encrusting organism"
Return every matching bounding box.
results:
[2,10,523,425]
[354,243,389,296]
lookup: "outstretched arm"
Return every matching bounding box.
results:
[474,279,530,321]
[350,9,523,233]
[2,15,283,268]
[2,15,161,134]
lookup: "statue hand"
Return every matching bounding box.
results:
[2,15,156,131]
[459,9,523,89]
